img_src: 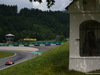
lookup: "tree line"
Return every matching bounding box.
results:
[0,4,69,42]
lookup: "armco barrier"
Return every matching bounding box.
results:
[0,41,65,47]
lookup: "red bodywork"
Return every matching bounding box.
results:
[5,61,14,65]
[7,62,12,64]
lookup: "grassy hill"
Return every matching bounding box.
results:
[0,42,87,75]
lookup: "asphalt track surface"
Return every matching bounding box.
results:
[33,45,57,53]
[0,50,35,70]
[0,45,58,70]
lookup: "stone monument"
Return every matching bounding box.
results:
[66,0,100,72]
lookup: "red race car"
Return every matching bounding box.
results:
[5,61,14,65]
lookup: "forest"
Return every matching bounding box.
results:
[0,4,69,42]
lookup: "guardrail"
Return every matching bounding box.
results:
[0,41,65,47]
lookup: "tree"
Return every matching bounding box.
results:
[29,0,55,8]
[29,0,77,8]
[30,0,88,8]
[0,5,69,42]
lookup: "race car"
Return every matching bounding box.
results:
[5,61,14,65]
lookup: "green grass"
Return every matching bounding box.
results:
[0,52,15,59]
[0,42,87,75]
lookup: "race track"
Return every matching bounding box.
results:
[0,45,58,70]
[0,50,35,70]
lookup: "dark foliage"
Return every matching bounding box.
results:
[29,0,55,8]
[0,4,69,42]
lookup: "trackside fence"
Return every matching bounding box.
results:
[0,41,66,47]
